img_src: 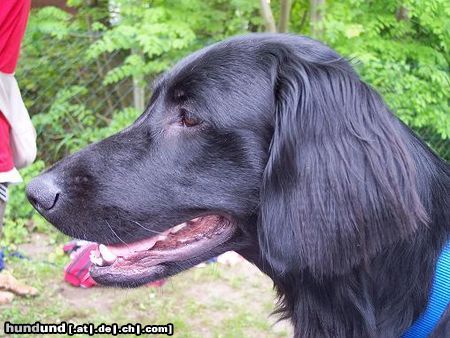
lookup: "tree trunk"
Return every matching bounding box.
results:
[133,77,145,113]
[132,48,145,113]
[396,6,409,21]
[259,0,277,33]
[279,0,292,33]
[310,0,325,38]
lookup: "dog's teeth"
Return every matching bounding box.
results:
[89,252,96,264]
[171,222,187,234]
[157,235,168,242]
[90,252,104,266]
[99,244,117,264]
[89,251,98,263]
[145,238,158,250]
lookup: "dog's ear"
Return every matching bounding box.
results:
[258,43,428,277]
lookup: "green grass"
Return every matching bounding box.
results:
[0,232,292,337]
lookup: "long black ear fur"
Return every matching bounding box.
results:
[258,39,428,277]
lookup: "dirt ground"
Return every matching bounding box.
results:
[1,232,293,338]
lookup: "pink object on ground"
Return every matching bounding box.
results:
[63,241,166,288]
[63,243,98,288]
[147,279,166,287]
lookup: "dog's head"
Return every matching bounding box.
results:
[27,34,427,286]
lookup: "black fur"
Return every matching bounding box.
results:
[27,34,450,337]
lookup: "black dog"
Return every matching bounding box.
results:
[27,34,450,337]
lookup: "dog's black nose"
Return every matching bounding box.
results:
[26,175,61,211]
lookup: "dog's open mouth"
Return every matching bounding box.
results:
[89,215,236,285]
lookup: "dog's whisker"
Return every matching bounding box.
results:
[129,220,163,235]
[105,220,129,247]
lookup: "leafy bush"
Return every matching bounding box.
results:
[17,0,263,164]
[2,161,45,246]
[322,0,449,153]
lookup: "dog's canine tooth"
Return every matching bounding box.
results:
[156,235,168,242]
[99,244,117,264]
[171,222,187,234]
[162,228,171,236]
[89,252,104,266]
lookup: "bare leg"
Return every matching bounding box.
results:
[0,199,5,236]
[0,188,38,299]
[0,196,14,304]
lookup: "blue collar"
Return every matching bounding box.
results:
[401,238,450,338]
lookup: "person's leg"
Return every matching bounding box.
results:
[0,185,15,304]
[0,182,8,273]
[0,199,5,235]
[0,183,7,266]
[0,198,5,276]
[0,184,38,301]
[0,183,6,235]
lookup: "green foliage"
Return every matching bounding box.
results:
[86,0,262,86]
[321,0,450,144]
[1,218,29,246]
[6,161,45,220]
[17,0,263,164]
[26,6,72,38]
[2,161,46,246]
[87,7,195,85]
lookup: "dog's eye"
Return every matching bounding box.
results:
[179,109,200,127]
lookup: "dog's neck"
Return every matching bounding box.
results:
[268,233,447,338]
[252,145,450,338]
[234,123,450,338]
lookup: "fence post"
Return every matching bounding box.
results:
[132,48,145,113]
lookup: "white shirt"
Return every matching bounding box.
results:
[0,71,36,183]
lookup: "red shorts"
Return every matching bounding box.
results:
[0,112,14,172]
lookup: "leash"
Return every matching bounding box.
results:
[401,238,450,337]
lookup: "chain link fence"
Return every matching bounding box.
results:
[419,129,449,161]
[15,32,140,164]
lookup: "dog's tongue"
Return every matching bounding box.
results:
[106,233,169,258]
[90,222,190,267]
[91,221,197,266]
[102,223,188,259]
[91,235,165,266]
